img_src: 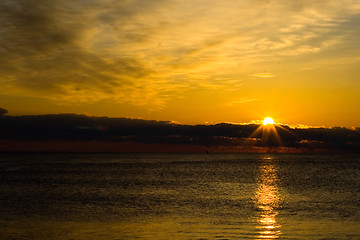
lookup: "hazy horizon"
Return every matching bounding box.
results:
[1,112,360,153]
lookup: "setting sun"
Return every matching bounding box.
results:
[263,117,274,125]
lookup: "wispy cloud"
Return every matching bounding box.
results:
[1,0,360,110]
[250,73,275,78]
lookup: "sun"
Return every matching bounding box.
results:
[263,117,274,125]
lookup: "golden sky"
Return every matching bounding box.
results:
[1,0,360,127]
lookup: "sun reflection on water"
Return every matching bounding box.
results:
[254,159,281,239]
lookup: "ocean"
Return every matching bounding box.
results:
[1,153,360,239]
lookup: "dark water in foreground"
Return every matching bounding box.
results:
[1,153,360,240]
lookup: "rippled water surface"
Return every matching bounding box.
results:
[1,153,360,239]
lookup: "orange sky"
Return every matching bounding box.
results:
[1,0,360,127]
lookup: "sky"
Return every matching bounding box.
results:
[1,0,360,127]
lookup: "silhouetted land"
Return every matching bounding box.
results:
[0,114,359,152]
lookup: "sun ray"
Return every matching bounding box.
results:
[246,117,283,148]
[269,124,283,146]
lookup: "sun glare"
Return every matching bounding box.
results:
[263,117,274,125]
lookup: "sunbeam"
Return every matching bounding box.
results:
[246,118,283,148]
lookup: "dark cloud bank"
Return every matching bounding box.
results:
[0,113,360,153]
[0,0,152,103]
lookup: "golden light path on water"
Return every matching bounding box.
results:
[255,157,281,239]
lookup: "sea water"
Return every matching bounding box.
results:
[1,153,360,239]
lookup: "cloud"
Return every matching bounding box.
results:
[1,0,360,109]
[250,73,275,78]
[0,0,173,107]
[0,108,8,115]
[1,113,360,152]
